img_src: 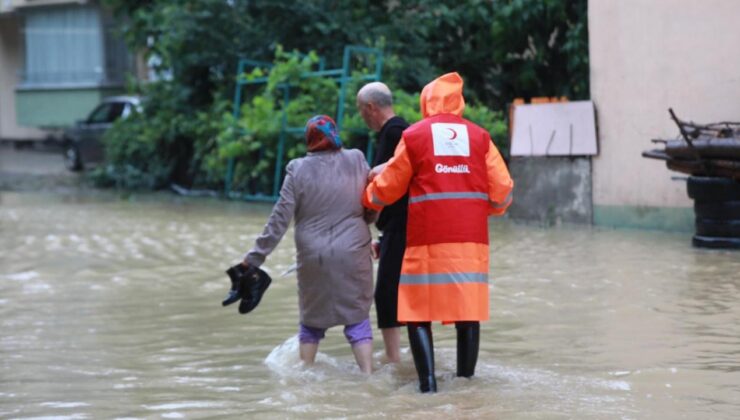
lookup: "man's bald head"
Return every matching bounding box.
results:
[357,82,396,131]
[357,82,393,108]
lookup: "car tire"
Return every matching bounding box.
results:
[692,235,740,250]
[686,176,740,202]
[694,218,740,238]
[64,144,82,171]
[694,200,740,220]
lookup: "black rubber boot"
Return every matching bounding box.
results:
[407,322,437,393]
[455,321,480,378]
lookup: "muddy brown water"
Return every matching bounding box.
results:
[1,191,738,419]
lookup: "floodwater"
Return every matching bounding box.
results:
[1,191,738,419]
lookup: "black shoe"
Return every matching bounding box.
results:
[221,265,248,306]
[221,264,251,306]
[220,264,272,314]
[237,266,271,314]
[456,321,480,378]
[407,322,437,393]
[221,288,241,306]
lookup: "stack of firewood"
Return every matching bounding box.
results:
[643,109,740,249]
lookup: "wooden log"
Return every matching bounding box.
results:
[666,158,740,180]
[664,137,740,160]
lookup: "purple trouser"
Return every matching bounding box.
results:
[299,318,373,346]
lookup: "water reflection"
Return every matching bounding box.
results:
[1,191,738,419]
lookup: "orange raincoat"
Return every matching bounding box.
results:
[362,72,513,322]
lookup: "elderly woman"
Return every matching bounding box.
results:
[242,115,375,373]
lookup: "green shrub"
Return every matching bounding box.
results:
[98,47,509,192]
[360,88,509,157]
[91,80,234,190]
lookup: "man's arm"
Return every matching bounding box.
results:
[485,138,514,216]
[363,138,414,211]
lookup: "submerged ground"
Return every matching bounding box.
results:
[1,186,738,419]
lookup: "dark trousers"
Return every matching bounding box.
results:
[375,230,405,329]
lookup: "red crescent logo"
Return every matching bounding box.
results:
[446,128,457,140]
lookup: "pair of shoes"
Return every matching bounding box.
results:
[221,264,272,314]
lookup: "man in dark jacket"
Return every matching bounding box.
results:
[357,82,410,363]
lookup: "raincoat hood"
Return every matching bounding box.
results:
[420,72,466,118]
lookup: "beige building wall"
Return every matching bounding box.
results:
[589,0,740,226]
[0,14,46,140]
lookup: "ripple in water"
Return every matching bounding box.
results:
[0,192,738,419]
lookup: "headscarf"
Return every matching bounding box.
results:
[304,115,342,152]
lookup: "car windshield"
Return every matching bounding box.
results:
[87,102,126,124]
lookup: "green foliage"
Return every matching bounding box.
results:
[485,0,590,103]
[193,47,507,194]
[90,110,170,190]
[95,45,509,191]
[106,0,589,108]
[200,48,376,194]
[239,0,590,106]
[221,48,507,194]
[224,48,334,192]
[99,0,585,190]
[91,82,233,189]
[104,0,258,106]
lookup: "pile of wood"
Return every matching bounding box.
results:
[643,109,740,249]
[642,109,740,180]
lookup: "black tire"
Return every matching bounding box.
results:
[695,218,740,237]
[692,235,740,250]
[64,144,82,171]
[694,200,740,220]
[687,176,740,202]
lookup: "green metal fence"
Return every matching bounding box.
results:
[225,45,383,202]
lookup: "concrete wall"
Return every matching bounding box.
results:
[508,157,593,226]
[0,14,46,140]
[589,0,740,230]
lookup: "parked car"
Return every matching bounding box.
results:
[63,96,142,171]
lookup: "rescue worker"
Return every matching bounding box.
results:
[362,72,514,392]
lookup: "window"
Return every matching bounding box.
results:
[21,5,129,87]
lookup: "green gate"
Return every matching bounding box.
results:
[226,45,383,202]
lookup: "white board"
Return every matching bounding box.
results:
[510,100,598,156]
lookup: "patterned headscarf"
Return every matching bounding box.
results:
[304,115,342,152]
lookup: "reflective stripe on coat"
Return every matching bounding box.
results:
[362,72,514,322]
